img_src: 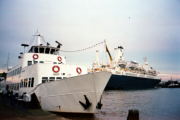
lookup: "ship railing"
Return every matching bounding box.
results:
[125,73,137,77]
[139,74,145,78]
[146,76,154,79]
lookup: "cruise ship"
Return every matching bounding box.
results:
[92,45,161,89]
[0,30,111,113]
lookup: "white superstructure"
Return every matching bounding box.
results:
[1,31,111,113]
[92,46,160,80]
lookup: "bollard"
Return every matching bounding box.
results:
[127,109,139,120]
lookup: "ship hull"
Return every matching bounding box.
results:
[30,71,111,113]
[105,74,161,90]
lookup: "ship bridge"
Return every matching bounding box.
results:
[28,46,59,55]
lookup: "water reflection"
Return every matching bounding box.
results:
[52,88,180,120]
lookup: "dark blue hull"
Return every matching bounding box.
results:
[105,74,161,90]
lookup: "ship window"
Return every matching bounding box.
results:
[40,61,44,63]
[34,61,38,64]
[17,83,19,90]
[53,62,57,64]
[39,47,44,53]
[31,78,34,87]
[17,68,19,74]
[20,79,23,87]
[45,48,50,54]
[24,79,26,87]
[28,78,31,87]
[56,77,62,80]
[12,84,14,90]
[25,78,28,87]
[49,77,55,81]
[50,49,55,54]
[54,50,58,55]
[28,61,32,66]
[20,67,22,73]
[34,47,38,53]
[14,84,16,90]
[29,47,33,53]
[42,77,48,83]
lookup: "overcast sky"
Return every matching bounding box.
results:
[0,0,180,81]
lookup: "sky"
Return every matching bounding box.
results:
[0,0,180,81]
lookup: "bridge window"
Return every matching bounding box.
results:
[40,61,44,63]
[39,47,44,53]
[45,48,50,54]
[34,47,38,53]
[34,61,38,64]
[54,50,58,55]
[50,49,55,54]
[29,47,33,53]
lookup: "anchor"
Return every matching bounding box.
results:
[79,95,92,110]
[96,95,103,109]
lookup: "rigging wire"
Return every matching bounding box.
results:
[60,41,105,52]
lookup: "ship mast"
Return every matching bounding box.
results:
[37,30,41,45]
[7,53,9,70]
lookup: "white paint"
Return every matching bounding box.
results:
[0,32,112,113]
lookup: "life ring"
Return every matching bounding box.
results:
[57,56,62,62]
[52,65,60,73]
[6,84,9,91]
[33,54,39,59]
[76,67,82,74]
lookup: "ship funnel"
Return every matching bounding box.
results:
[96,50,99,64]
[114,48,118,61]
[117,46,124,61]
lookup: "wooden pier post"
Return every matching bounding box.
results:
[127,109,139,120]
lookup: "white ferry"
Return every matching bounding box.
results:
[0,31,111,113]
[92,45,161,89]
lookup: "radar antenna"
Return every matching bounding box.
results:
[55,41,62,48]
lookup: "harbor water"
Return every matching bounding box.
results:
[1,88,180,120]
[56,88,180,120]
[96,88,180,120]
